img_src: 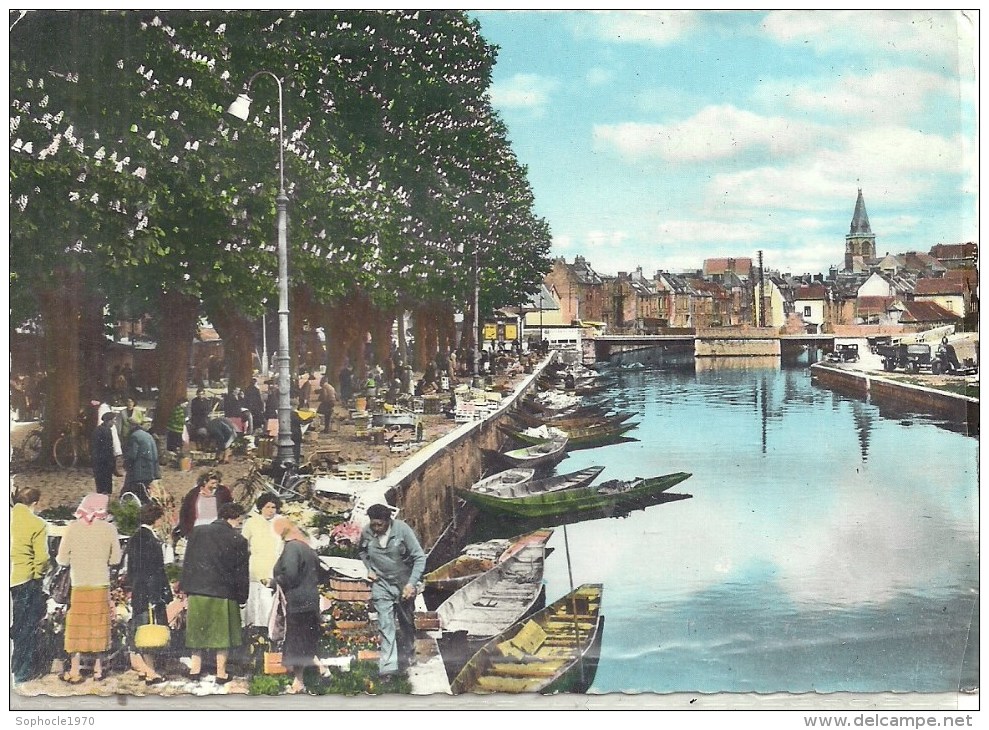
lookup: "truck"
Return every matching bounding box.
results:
[877,339,978,376]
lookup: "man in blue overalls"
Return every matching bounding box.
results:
[358,504,427,677]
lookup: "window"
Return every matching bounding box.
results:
[803,306,812,317]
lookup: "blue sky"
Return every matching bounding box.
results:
[470,10,978,277]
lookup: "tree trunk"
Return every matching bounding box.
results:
[152,290,199,435]
[37,273,83,462]
[208,305,256,390]
[369,305,394,379]
[459,298,476,353]
[319,302,341,387]
[396,306,408,365]
[411,301,443,371]
[438,301,457,357]
[78,289,108,403]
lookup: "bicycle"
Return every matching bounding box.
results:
[10,427,44,469]
[53,419,89,468]
[232,456,312,510]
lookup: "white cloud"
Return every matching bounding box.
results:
[585,67,614,87]
[756,68,955,124]
[708,126,963,210]
[489,73,559,110]
[594,105,827,162]
[572,9,700,46]
[585,229,629,249]
[761,10,964,62]
[655,219,765,244]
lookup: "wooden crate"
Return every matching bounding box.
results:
[330,577,372,601]
[188,450,215,465]
[414,611,441,632]
[339,463,373,480]
[263,652,288,675]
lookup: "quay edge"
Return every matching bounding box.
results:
[373,355,557,557]
[810,362,979,436]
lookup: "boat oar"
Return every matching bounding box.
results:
[562,524,585,687]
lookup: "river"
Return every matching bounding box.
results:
[466,358,979,695]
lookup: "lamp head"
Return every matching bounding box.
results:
[226,92,253,121]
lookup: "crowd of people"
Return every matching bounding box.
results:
[10,476,427,692]
[13,338,544,693]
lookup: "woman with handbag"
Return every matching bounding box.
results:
[271,517,321,694]
[240,494,283,636]
[125,503,173,685]
[55,493,123,683]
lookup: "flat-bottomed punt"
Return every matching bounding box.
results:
[456,466,606,515]
[483,437,569,469]
[423,528,554,594]
[435,541,548,646]
[451,583,604,694]
[458,471,692,519]
[499,422,638,450]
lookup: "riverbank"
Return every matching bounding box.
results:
[10,355,551,703]
[810,361,979,435]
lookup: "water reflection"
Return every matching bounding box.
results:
[694,355,781,372]
[479,361,980,694]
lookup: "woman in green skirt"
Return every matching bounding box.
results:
[180,502,249,683]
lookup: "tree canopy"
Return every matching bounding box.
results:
[9,9,552,438]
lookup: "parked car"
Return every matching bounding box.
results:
[826,343,860,363]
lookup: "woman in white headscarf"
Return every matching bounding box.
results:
[56,493,123,683]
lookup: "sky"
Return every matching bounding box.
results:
[469,9,978,278]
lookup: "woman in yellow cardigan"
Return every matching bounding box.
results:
[11,486,50,684]
[56,493,123,683]
[240,493,283,633]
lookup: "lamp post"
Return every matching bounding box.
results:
[473,245,480,378]
[260,307,269,378]
[227,72,294,467]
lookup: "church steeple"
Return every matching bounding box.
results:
[844,188,877,271]
[849,188,872,235]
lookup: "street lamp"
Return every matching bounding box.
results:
[260,306,269,378]
[227,71,294,467]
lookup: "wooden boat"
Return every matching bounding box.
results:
[435,540,548,645]
[451,583,604,694]
[498,421,639,450]
[509,408,635,430]
[519,395,589,416]
[454,471,692,518]
[483,437,568,469]
[470,467,536,494]
[423,529,554,593]
[457,466,606,512]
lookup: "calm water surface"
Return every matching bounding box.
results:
[468,360,979,695]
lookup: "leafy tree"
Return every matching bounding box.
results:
[10,10,553,447]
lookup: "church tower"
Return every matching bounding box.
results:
[844,188,876,271]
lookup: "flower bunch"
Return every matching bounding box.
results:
[330,601,368,622]
[329,520,362,547]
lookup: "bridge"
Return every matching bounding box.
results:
[588,330,837,361]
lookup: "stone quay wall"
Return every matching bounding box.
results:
[378,362,548,551]
[810,363,978,435]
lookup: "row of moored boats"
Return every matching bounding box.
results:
[424,360,692,693]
